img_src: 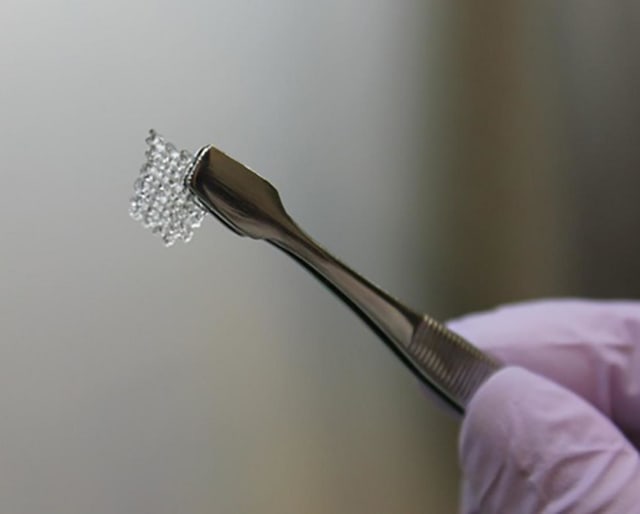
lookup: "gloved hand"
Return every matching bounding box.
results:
[448,300,640,514]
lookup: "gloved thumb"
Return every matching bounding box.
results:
[460,367,640,514]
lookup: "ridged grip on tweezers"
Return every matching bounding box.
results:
[187,146,502,414]
[405,318,501,409]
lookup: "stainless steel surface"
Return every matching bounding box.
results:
[188,146,502,412]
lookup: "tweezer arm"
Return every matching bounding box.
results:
[270,225,502,413]
[273,226,421,347]
[188,145,501,413]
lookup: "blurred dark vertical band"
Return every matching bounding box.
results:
[557,2,640,297]
[424,3,640,317]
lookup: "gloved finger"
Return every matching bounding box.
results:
[460,367,640,514]
[448,299,640,446]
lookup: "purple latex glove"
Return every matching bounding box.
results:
[448,300,640,513]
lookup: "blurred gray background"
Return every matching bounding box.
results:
[1,1,639,513]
